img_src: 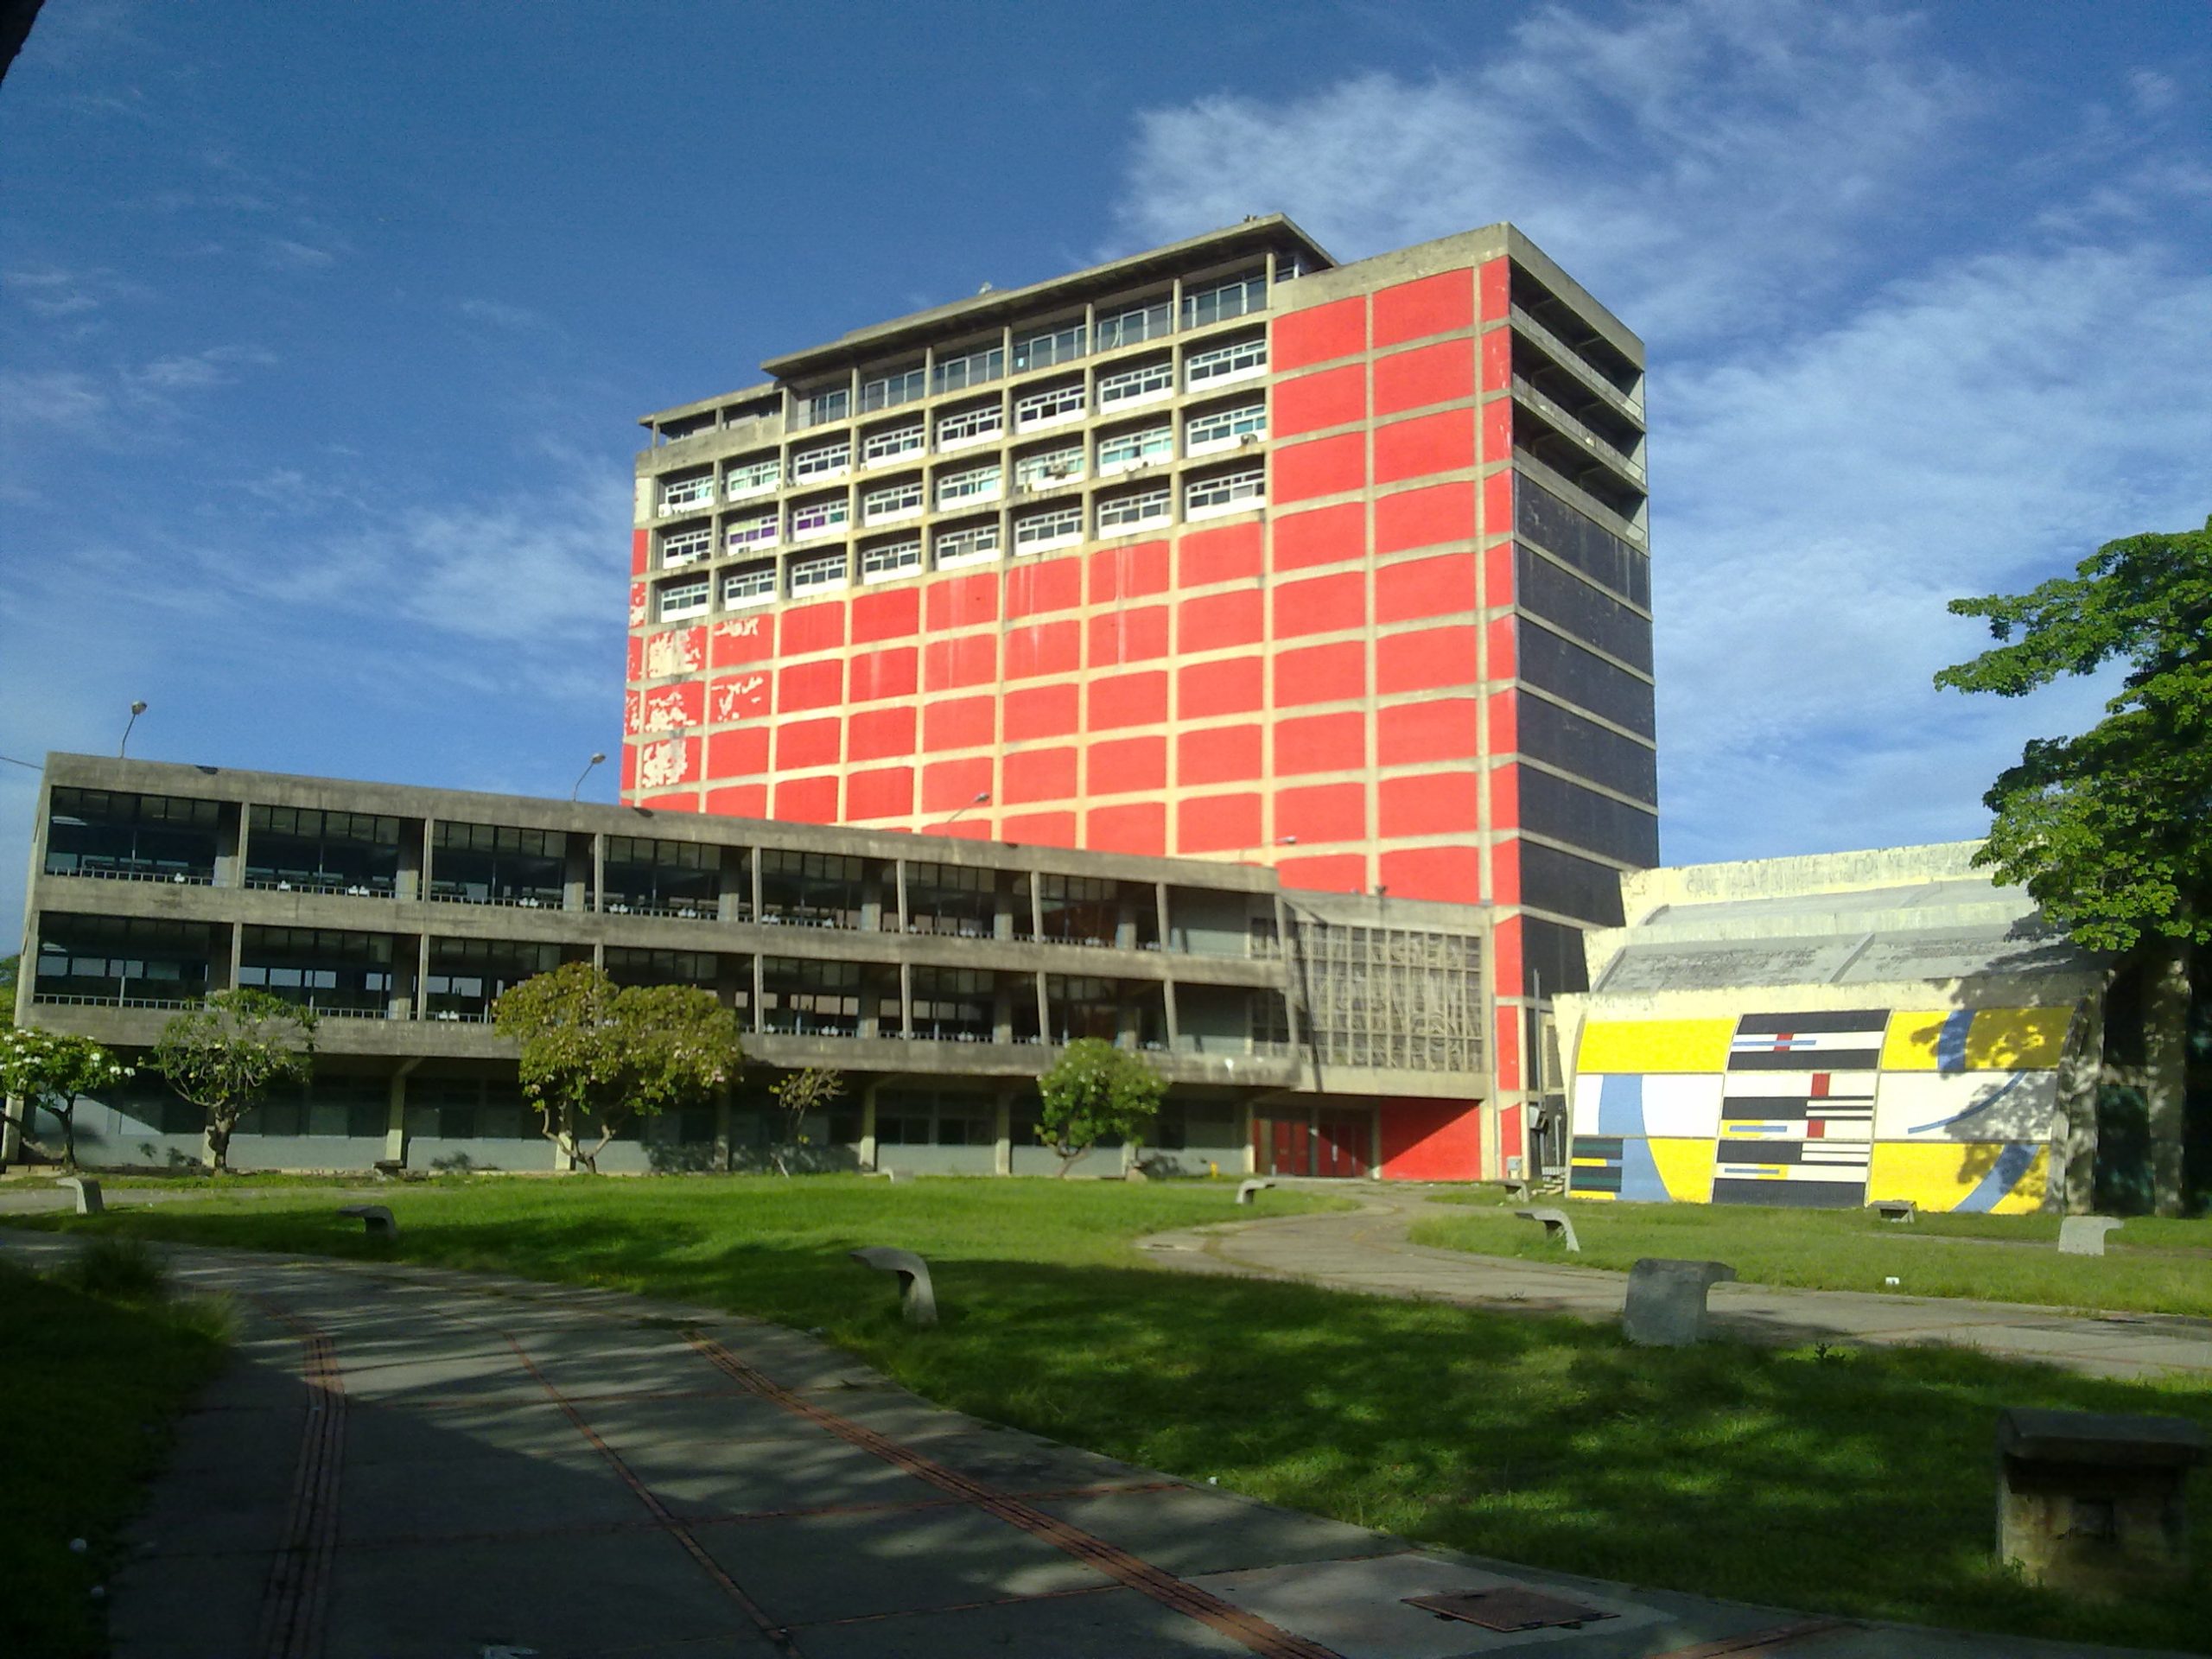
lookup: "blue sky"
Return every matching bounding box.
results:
[3,0,2208,938]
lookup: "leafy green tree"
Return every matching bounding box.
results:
[1935,512,2210,1214]
[1034,1037,1166,1176]
[0,953,18,1027]
[768,1065,843,1176]
[151,990,317,1173]
[0,1027,133,1171]
[493,962,744,1173]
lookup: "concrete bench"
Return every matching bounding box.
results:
[1866,1198,1916,1224]
[2057,1216,2123,1256]
[58,1176,104,1217]
[1997,1408,2207,1591]
[337,1204,398,1239]
[372,1159,405,1180]
[1488,1179,1533,1204]
[850,1246,937,1326]
[1236,1179,1275,1206]
[1514,1207,1580,1253]
[1622,1257,1737,1347]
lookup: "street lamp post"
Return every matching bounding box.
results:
[941,790,989,828]
[118,700,148,758]
[571,752,607,802]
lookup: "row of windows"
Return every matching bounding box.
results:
[653,336,1268,515]
[658,400,1267,569]
[658,464,1268,617]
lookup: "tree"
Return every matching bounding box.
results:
[768,1066,844,1176]
[0,1027,132,1171]
[1935,512,2210,1215]
[0,953,18,1027]
[1034,1038,1166,1176]
[151,990,317,1173]
[493,962,744,1173]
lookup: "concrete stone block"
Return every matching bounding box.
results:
[850,1246,937,1326]
[1998,1408,2207,1592]
[59,1176,103,1216]
[337,1204,397,1239]
[1867,1198,1916,1223]
[1622,1258,1737,1347]
[1514,1207,1580,1252]
[2058,1216,2123,1256]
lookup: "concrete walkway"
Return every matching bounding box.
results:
[3,1230,2183,1659]
[1137,1186,2212,1382]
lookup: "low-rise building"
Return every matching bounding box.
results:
[11,754,1497,1178]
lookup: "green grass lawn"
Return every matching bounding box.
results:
[8,1177,2210,1651]
[1412,1196,2212,1318]
[0,1249,231,1659]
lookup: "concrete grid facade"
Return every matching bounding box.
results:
[14,755,1492,1178]
[626,217,1656,1178]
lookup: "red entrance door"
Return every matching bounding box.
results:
[1253,1116,1309,1177]
[1315,1113,1370,1179]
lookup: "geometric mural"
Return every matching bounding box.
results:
[1570,1005,2074,1212]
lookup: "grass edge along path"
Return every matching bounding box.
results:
[0,1247,232,1659]
[1410,1197,2212,1319]
[7,1177,2210,1654]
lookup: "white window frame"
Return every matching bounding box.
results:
[936,400,1004,451]
[1185,400,1268,456]
[861,539,923,583]
[726,456,780,499]
[789,552,849,595]
[1185,465,1267,521]
[657,577,709,620]
[804,386,850,428]
[1014,445,1084,493]
[722,563,777,607]
[934,520,1001,570]
[788,494,850,543]
[1013,321,1085,373]
[1182,271,1267,330]
[1185,334,1268,391]
[790,440,851,482]
[1013,505,1082,555]
[861,365,926,412]
[862,422,925,467]
[1097,424,1173,477]
[936,462,1002,509]
[1095,297,1171,352]
[862,478,924,524]
[1014,379,1086,431]
[1096,486,1171,535]
[1096,359,1173,411]
[726,512,779,552]
[659,525,713,569]
[931,343,1003,396]
[658,474,715,515]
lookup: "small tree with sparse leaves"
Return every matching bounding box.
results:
[768,1066,844,1176]
[493,962,745,1173]
[1035,1038,1166,1177]
[1,1027,133,1171]
[151,990,317,1173]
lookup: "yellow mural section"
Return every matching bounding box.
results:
[1649,1138,1717,1204]
[1879,1007,2072,1071]
[1866,1142,2050,1213]
[1577,1018,1736,1075]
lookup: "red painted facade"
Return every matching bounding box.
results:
[626,230,1654,1185]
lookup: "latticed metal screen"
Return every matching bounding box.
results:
[1289,921,1484,1072]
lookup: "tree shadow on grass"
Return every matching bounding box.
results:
[14,1197,2210,1653]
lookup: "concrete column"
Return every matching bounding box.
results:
[893,859,909,933]
[994,1084,1014,1177]
[994,873,1015,940]
[416,934,433,1019]
[563,834,590,912]
[1238,1097,1256,1176]
[215,801,245,887]
[396,818,423,902]
[217,920,241,995]
[715,1090,733,1173]
[719,846,747,920]
[1162,977,1180,1049]
[2143,941,2190,1217]
[2056,988,2105,1214]
[897,960,913,1038]
[416,817,437,904]
[383,1058,420,1167]
[750,954,765,1033]
[388,933,416,1020]
[992,979,1014,1044]
[858,1082,879,1172]
[1034,971,1052,1043]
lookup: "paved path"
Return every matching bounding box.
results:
[2,1230,2180,1659]
[1137,1186,2212,1382]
